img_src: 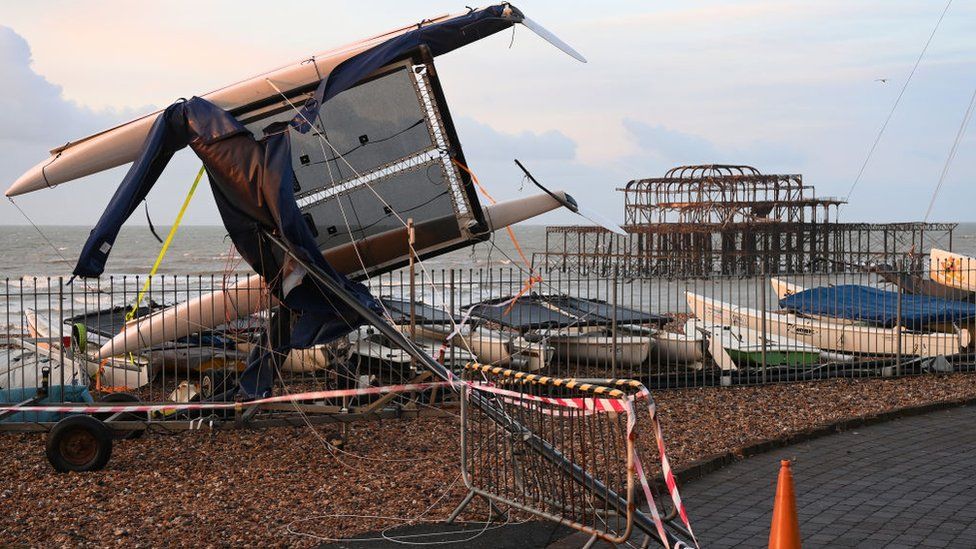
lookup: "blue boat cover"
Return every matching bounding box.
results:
[779,284,976,330]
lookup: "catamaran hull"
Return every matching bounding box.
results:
[5,16,463,197]
[687,292,968,358]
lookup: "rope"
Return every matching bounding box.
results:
[8,198,72,266]
[845,0,953,202]
[923,85,976,222]
[126,165,205,321]
[450,158,541,314]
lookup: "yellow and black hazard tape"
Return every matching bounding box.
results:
[462,362,644,399]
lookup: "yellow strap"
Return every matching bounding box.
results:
[126,165,206,321]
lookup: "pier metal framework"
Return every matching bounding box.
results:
[537,165,956,277]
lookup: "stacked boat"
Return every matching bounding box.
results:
[465,294,671,370]
[684,256,976,371]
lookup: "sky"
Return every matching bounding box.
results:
[0,0,973,228]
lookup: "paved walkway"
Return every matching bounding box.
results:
[681,405,976,548]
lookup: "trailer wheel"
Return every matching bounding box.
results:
[46,415,113,473]
[201,367,236,399]
[96,392,146,440]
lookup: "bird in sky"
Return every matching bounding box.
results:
[875,78,889,84]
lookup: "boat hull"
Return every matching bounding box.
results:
[687,292,968,358]
[548,334,651,369]
[930,249,976,293]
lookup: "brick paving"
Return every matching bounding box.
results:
[680,405,976,548]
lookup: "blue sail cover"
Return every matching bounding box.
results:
[779,285,976,330]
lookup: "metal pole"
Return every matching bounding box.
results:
[260,232,692,548]
[611,265,618,378]
[760,267,768,384]
[894,282,903,376]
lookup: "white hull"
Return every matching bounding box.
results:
[233,343,331,373]
[687,292,969,358]
[930,248,976,293]
[687,319,823,371]
[649,331,705,368]
[770,278,806,300]
[547,333,650,369]
[6,13,467,197]
[413,324,550,372]
[24,309,151,390]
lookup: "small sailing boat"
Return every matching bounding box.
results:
[686,319,821,371]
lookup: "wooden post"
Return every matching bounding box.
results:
[408,218,416,367]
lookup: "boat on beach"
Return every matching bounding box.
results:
[466,294,670,370]
[771,278,976,334]
[686,291,969,358]
[686,319,822,371]
[648,329,706,369]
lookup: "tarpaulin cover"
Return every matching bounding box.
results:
[380,298,457,325]
[779,284,976,330]
[467,294,671,331]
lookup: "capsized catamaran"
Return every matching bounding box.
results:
[8,5,612,362]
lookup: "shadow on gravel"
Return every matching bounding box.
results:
[318,520,574,549]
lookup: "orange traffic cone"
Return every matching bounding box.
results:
[768,459,801,549]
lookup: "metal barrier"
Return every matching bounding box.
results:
[454,364,694,547]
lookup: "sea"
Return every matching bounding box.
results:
[0,224,551,277]
[4,224,975,278]
[1,223,975,328]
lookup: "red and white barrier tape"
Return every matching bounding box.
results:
[628,389,699,548]
[6,377,696,546]
[0,381,457,415]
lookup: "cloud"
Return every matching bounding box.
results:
[0,26,217,229]
[0,27,124,146]
[458,117,577,162]
[620,118,805,175]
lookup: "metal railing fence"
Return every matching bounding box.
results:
[2,259,974,415]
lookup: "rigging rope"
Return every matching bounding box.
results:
[923,85,976,223]
[126,165,206,321]
[845,0,953,202]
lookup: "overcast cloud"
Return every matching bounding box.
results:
[0,1,973,228]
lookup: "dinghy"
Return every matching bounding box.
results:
[686,319,821,371]
[376,297,549,372]
[771,279,976,333]
[686,292,969,358]
[466,294,669,369]
[24,308,151,390]
[648,330,705,369]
